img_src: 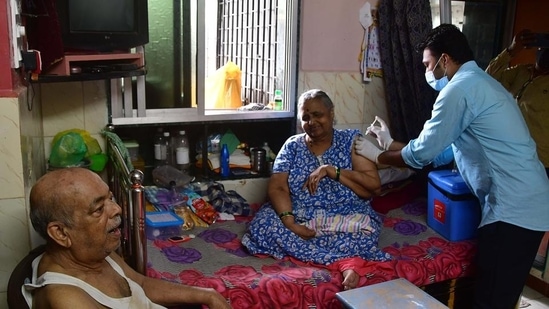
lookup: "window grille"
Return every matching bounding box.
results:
[217,0,279,105]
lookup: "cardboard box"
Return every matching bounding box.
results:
[336,278,448,309]
[427,170,480,241]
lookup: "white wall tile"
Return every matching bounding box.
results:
[0,98,24,199]
[0,291,6,309]
[300,72,337,99]
[82,81,109,134]
[334,73,364,126]
[41,82,85,137]
[218,177,269,205]
[363,76,389,132]
[0,198,31,293]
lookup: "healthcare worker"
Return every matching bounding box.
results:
[355,24,549,309]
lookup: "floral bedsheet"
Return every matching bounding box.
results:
[146,199,477,309]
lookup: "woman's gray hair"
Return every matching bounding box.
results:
[297,89,335,111]
[297,89,337,125]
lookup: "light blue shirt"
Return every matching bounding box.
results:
[402,61,549,230]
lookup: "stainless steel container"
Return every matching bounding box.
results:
[251,148,266,173]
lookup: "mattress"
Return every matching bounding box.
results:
[146,198,477,309]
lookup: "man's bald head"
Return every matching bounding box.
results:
[29,168,101,239]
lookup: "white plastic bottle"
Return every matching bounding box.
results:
[174,130,190,173]
[154,128,166,165]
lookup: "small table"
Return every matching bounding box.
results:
[336,278,449,309]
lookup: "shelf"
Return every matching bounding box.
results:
[31,69,146,83]
[30,52,146,83]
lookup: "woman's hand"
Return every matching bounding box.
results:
[281,216,316,239]
[303,165,329,194]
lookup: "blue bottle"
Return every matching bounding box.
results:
[220,144,230,177]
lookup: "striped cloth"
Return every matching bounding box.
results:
[302,213,375,236]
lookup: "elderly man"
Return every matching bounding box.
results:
[24,167,231,309]
[355,24,549,309]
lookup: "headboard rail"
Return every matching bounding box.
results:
[106,135,147,274]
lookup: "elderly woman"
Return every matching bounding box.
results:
[242,89,390,290]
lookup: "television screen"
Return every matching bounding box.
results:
[56,0,149,52]
[69,0,135,33]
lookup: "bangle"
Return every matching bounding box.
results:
[335,166,340,182]
[278,211,294,219]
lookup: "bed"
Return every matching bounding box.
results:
[106,135,478,309]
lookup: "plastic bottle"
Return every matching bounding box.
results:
[220,144,230,177]
[166,131,175,166]
[274,89,283,111]
[168,181,186,207]
[174,130,190,173]
[154,128,166,165]
[262,142,275,162]
[161,131,173,166]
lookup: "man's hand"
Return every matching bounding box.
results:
[206,290,233,309]
[366,116,393,150]
[354,136,383,163]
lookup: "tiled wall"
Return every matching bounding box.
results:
[0,96,26,306]
[0,86,44,306]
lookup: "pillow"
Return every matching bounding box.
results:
[378,166,415,185]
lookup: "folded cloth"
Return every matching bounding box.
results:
[237,103,270,111]
[302,213,375,236]
[207,182,251,216]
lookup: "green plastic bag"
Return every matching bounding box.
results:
[49,132,88,167]
[52,128,102,157]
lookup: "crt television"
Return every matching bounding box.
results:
[55,0,149,52]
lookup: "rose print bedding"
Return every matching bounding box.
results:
[145,199,477,309]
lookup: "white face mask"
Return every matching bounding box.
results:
[425,56,449,91]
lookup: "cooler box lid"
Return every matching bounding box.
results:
[145,211,184,228]
[428,170,471,196]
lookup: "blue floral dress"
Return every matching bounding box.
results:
[241,129,391,265]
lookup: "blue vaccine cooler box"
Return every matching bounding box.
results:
[427,170,481,241]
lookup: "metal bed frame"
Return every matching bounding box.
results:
[106,133,147,274]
